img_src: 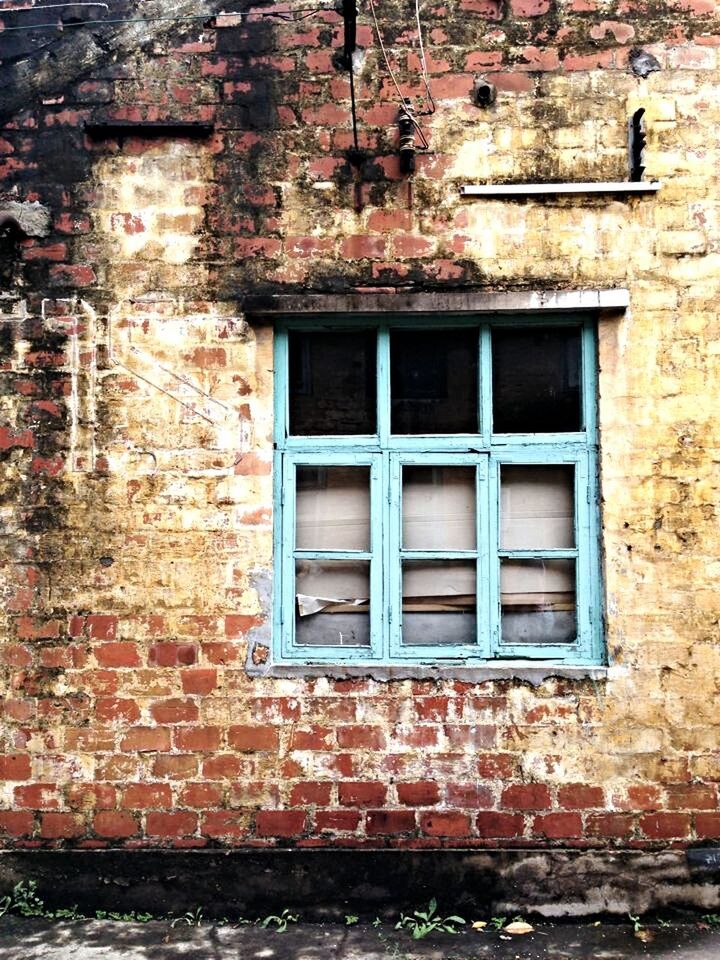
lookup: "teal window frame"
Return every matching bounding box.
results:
[273,313,603,666]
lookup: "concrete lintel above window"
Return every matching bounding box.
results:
[460,182,662,198]
[244,288,629,318]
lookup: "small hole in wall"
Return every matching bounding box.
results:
[99,556,114,567]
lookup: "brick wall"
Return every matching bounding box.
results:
[1,0,720,849]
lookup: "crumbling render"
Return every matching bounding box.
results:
[0,201,51,238]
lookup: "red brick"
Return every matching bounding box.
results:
[0,754,31,780]
[414,697,450,721]
[97,755,136,780]
[586,813,634,839]
[149,643,197,666]
[0,645,33,667]
[40,812,84,839]
[430,73,475,100]
[397,782,441,806]
[285,235,335,257]
[0,427,35,451]
[66,783,117,810]
[16,618,61,640]
[393,725,439,748]
[315,810,360,832]
[511,0,550,13]
[233,238,281,258]
[340,236,387,259]
[121,728,171,752]
[54,213,91,234]
[666,784,717,810]
[256,810,306,837]
[22,241,68,262]
[153,755,198,780]
[202,755,243,778]
[639,813,692,839]
[179,783,223,807]
[96,698,141,723]
[459,0,503,15]
[621,785,662,811]
[291,725,334,750]
[146,812,198,837]
[224,614,262,637]
[95,643,141,668]
[50,264,97,287]
[0,811,35,837]
[87,615,117,640]
[561,51,614,71]
[122,783,172,808]
[517,46,561,71]
[445,725,496,749]
[228,725,279,751]
[150,699,199,724]
[366,209,413,232]
[366,810,416,835]
[289,782,332,805]
[476,811,525,838]
[558,784,605,809]
[174,727,222,752]
[502,783,552,810]
[14,783,59,809]
[486,72,535,93]
[533,813,583,839]
[181,669,217,695]
[339,782,387,807]
[695,813,720,838]
[392,234,435,257]
[94,811,139,838]
[3,698,35,721]
[420,812,471,837]
[446,783,495,807]
[337,726,385,749]
[202,811,248,839]
[465,51,503,70]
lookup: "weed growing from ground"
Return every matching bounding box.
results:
[395,899,465,940]
[259,908,299,932]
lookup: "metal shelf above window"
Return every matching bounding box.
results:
[460,181,662,198]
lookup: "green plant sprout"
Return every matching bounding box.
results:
[395,899,465,940]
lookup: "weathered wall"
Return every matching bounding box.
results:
[1,0,720,860]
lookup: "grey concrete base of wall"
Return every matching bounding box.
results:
[0,850,718,919]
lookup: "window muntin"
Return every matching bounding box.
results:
[275,317,602,665]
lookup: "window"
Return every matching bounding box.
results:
[274,316,602,665]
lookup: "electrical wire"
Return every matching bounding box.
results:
[414,0,434,114]
[366,0,428,149]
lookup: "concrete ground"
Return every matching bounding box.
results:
[1,918,720,959]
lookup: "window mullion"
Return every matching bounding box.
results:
[480,323,492,446]
[377,326,390,448]
[386,452,400,659]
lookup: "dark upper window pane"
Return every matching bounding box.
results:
[289,331,376,435]
[391,329,478,434]
[492,327,582,433]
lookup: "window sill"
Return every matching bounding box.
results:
[247,660,608,685]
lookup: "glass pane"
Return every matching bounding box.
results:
[289,331,376,435]
[296,467,370,551]
[501,465,575,550]
[295,560,370,647]
[402,466,476,550]
[492,327,581,433]
[501,559,576,644]
[402,560,476,646]
[391,329,478,434]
